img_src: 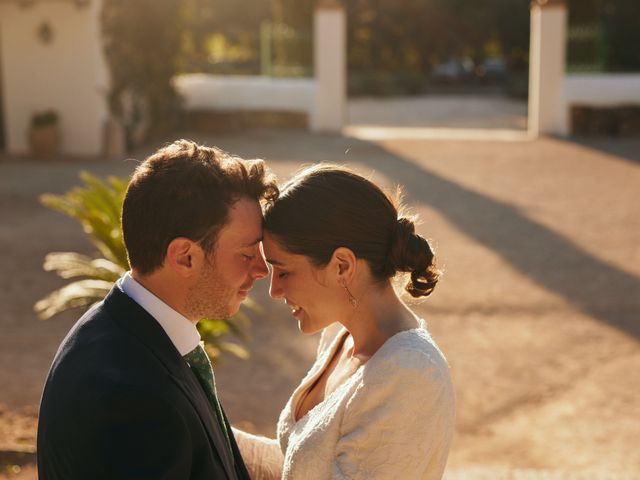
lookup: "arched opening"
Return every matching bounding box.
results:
[344,0,532,139]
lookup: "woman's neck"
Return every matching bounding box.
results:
[340,283,419,359]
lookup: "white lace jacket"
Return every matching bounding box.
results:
[235,320,455,480]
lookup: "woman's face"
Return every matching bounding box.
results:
[263,232,343,334]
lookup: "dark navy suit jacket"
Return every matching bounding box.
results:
[37,285,251,480]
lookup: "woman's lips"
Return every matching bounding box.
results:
[286,300,303,318]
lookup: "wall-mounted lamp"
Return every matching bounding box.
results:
[38,21,54,45]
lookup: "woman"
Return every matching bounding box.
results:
[234,164,455,480]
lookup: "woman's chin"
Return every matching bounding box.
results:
[297,317,325,335]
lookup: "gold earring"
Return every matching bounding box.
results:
[341,281,358,308]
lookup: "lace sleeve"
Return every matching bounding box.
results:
[232,427,284,480]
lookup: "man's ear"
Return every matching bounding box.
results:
[330,247,357,284]
[165,237,201,277]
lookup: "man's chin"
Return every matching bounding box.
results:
[223,301,243,318]
[199,298,244,322]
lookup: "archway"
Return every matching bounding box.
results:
[314,0,569,139]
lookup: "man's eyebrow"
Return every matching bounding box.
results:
[240,236,263,247]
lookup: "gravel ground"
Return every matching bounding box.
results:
[1,127,639,479]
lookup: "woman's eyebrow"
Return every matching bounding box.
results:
[266,258,284,266]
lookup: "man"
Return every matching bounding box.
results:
[37,139,278,479]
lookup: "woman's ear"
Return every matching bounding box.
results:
[165,237,200,277]
[331,247,357,284]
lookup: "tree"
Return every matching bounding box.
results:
[102,0,184,143]
[568,0,640,71]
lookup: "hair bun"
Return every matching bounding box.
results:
[388,217,440,298]
[394,217,415,241]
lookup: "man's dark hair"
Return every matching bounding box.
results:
[122,139,278,274]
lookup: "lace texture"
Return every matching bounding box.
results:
[276,322,456,480]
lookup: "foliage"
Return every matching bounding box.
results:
[100,0,639,110]
[271,0,314,74]
[345,0,531,74]
[265,0,533,94]
[101,0,184,143]
[568,0,640,72]
[35,172,250,364]
[179,0,271,74]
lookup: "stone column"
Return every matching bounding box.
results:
[311,0,346,133]
[528,0,568,137]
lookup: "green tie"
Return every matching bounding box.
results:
[184,341,233,459]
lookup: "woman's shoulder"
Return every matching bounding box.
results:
[340,324,455,432]
[363,324,451,385]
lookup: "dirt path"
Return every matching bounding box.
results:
[1,131,639,479]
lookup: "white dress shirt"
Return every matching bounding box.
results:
[118,271,200,356]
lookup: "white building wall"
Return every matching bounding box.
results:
[561,73,640,135]
[311,4,346,132]
[564,74,640,107]
[174,74,316,113]
[0,0,108,156]
[528,2,567,137]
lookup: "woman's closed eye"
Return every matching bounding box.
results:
[272,267,289,279]
[242,253,256,261]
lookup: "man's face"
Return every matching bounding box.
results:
[185,197,268,320]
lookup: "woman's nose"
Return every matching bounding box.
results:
[269,273,283,299]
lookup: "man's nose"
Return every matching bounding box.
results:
[252,253,269,279]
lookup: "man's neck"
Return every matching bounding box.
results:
[130,269,196,324]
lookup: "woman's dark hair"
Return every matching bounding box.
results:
[264,164,440,297]
[122,139,278,275]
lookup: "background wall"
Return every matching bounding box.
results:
[0,0,108,156]
[174,74,316,113]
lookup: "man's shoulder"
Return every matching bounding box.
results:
[48,294,154,384]
[57,297,124,356]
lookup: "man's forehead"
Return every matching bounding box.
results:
[220,198,264,245]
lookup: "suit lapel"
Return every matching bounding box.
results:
[169,371,237,479]
[103,286,237,480]
[221,407,252,480]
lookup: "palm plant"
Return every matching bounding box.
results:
[35,171,251,363]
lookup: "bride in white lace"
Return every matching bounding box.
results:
[233,165,455,480]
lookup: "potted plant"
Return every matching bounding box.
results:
[29,109,60,159]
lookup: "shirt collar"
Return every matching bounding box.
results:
[117,271,200,356]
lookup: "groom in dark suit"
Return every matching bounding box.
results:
[37,139,278,479]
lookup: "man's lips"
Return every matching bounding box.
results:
[238,283,253,296]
